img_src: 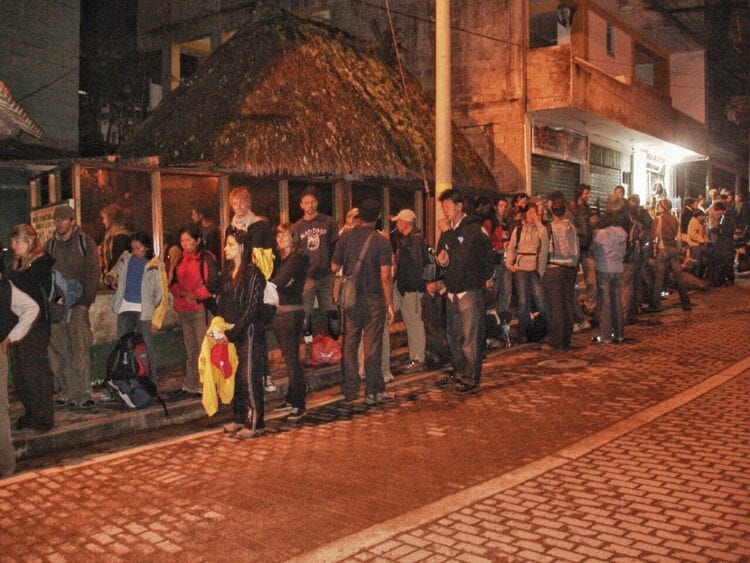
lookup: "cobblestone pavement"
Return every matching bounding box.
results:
[1,281,749,562]
[331,369,750,563]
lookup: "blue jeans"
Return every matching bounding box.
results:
[514,270,548,341]
[493,260,512,316]
[597,271,624,342]
[446,288,485,385]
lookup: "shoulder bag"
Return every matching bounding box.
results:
[337,232,376,311]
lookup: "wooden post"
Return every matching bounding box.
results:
[48,171,61,203]
[334,180,346,228]
[71,163,82,224]
[29,179,40,209]
[383,186,391,233]
[219,175,230,246]
[414,189,424,234]
[150,171,163,258]
[279,179,290,225]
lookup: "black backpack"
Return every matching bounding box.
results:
[105,332,169,417]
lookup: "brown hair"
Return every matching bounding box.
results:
[229,187,251,206]
[276,223,301,251]
[10,223,44,271]
[101,204,125,225]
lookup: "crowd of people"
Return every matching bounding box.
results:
[1,181,749,475]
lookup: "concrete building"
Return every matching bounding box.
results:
[135,1,745,204]
[0,0,80,152]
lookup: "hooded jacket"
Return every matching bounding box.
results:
[199,316,239,417]
[109,252,169,327]
[45,226,100,307]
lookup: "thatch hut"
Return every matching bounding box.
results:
[82,6,497,252]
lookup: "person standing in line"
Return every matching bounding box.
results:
[218,228,267,440]
[100,204,131,278]
[590,212,628,344]
[485,196,513,320]
[570,184,596,317]
[0,277,39,477]
[391,209,428,374]
[170,225,219,395]
[686,209,708,276]
[227,186,276,392]
[191,205,221,261]
[332,198,395,405]
[270,224,309,421]
[46,205,100,408]
[647,199,692,312]
[292,188,338,345]
[7,224,55,430]
[542,194,579,351]
[107,232,169,382]
[505,205,549,344]
[435,189,494,394]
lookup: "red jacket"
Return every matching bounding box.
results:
[170,251,214,312]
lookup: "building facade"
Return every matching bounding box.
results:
[135,0,746,203]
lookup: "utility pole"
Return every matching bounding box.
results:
[435,0,452,242]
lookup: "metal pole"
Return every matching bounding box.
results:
[435,0,452,241]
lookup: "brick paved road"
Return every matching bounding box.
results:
[1,283,749,562]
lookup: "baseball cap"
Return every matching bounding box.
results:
[53,205,75,220]
[390,209,417,223]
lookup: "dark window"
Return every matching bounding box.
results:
[634,43,668,95]
[530,12,558,49]
[606,23,615,57]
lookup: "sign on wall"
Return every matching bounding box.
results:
[532,125,587,163]
[646,152,667,173]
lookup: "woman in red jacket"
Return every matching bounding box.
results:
[170,225,219,394]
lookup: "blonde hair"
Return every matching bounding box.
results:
[229,187,251,206]
[10,223,44,271]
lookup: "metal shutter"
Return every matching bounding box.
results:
[531,155,580,201]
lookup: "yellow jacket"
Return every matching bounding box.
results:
[199,316,239,417]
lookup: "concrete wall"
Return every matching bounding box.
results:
[670,50,706,124]
[0,0,80,150]
[587,10,632,82]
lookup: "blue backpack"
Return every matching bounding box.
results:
[47,270,83,323]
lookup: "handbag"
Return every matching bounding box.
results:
[337,232,376,311]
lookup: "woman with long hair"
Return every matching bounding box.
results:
[7,224,55,431]
[107,231,168,381]
[100,204,131,276]
[270,224,309,421]
[219,228,266,439]
[170,225,219,394]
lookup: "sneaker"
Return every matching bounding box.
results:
[376,391,395,402]
[263,376,277,393]
[223,422,243,433]
[365,394,378,405]
[399,360,425,374]
[180,387,202,395]
[274,401,293,413]
[72,399,95,410]
[572,320,592,333]
[590,336,612,345]
[287,407,307,421]
[456,382,480,395]
[383,372,394,383]
[436,374,458,388]
[235,427,265,440]
[54,395,70,406]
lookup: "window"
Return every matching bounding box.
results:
[606,23,615,57]
[530,12,558,49]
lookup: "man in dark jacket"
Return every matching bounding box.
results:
[391,209,428,373]
[435,190,494,394]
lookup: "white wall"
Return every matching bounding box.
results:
[670,50,706,124]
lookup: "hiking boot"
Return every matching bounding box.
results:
[399,360,425,374]
[235,427,265,440]
[263,376,277,393]
[456,382,480,395]
[436,374,458,388]
[223,422,243,433]
[274,401,293,413]
[287,407,307,421]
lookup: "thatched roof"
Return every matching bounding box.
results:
[120,7,497,191]
[0,81,46,141]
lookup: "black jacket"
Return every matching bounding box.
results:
[436,215,493,293]
[395,231,428,294]
[217,263,265,343]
